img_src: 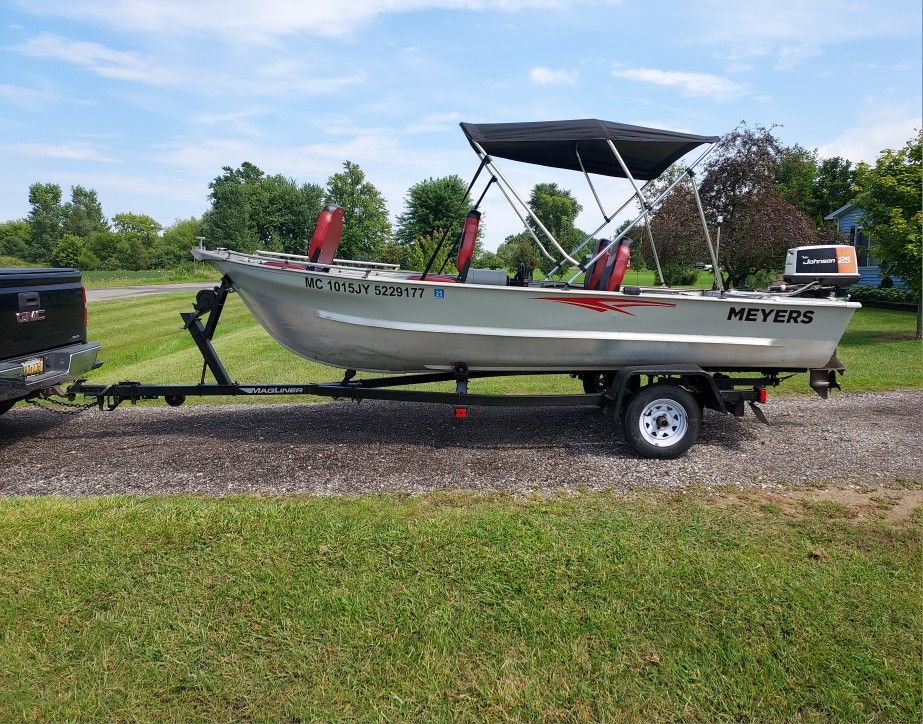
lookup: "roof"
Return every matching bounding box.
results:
[460,119,719,180]
[824,202,859,221]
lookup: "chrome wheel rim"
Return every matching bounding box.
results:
[639,398,688,447]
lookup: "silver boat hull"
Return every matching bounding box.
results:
[196,249,860,373]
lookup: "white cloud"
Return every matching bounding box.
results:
[14,33,367,98]
[699,0,919,70]
[3,142,117,163]
[17,33,175,85]
[818,102,921,163]
[611,67,745,99]
[19,1,620,42]
[0,83,58,110]
[405,112,463,134]
[529,66,578,85]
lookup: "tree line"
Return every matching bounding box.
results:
[1,126,918,325]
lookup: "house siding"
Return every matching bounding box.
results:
[828,205,906,289]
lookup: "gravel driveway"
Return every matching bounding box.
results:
[1,391,920,496]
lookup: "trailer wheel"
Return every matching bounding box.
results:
[165,394,186,407]
[622,384,701,459]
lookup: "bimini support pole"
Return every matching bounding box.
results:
[644,223,666,287]
[420,155,491,280]
[489,170,558,264]
[545,177,657,278]
[606,140,665,286]
[566,142,718,286]
[686,169,724,293]
[576,144,610,222]
[472,141,580,267]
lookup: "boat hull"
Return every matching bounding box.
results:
[198,251,860,373]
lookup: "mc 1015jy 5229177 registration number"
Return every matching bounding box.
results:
[306,277,425,299]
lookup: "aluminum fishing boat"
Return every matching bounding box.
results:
[193,119,860,375]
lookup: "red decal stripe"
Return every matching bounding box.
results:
[536,296,676,315]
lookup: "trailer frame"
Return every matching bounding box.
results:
[68,279,789,457]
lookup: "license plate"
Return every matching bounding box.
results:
[21,358,44,376]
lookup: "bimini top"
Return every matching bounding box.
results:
[460,119,718,180]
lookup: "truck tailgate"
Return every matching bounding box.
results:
[0,268,86,359]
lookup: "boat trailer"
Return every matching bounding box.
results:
[68,279,791,458]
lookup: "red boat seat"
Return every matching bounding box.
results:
[583,238,609,289]
[601,239,632,291]
[456,210,481,282]
[591,239,632,291]
[307,203,345,265]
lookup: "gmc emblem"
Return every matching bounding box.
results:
[16,309,46,323]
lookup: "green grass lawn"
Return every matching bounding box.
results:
[535,267,717,288]
[82,291,922,404]
[0,493,918,721]
[80,266,221,288]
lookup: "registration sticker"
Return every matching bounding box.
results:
[21,357,44,376]
[434,289,445,300]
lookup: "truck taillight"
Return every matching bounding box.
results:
[81,286,87,328]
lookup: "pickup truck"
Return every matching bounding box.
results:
[0,268,101,415]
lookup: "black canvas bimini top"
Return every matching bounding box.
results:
[460,119,718,180]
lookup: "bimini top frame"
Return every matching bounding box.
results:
[458,119,723,290]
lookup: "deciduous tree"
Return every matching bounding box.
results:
[812,156,857,228]
[0,220,31,260]
[527,182,582,273]
[111,212,162,270]
[325,161,391,261]
[63,186,108,239]
[201,162,325,255]
[26,182,64,263]
[153,217,201,267]
[396,175,470,248]
[854,130,922,337]
[648,124,819,288]
[50,233,100,270]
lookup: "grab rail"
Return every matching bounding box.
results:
[254,250,400,271]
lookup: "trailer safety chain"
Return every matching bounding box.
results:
[24,396,97,415]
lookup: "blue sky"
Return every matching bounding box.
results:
[1,0,920,248]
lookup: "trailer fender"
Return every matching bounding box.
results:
[603,364,727,420]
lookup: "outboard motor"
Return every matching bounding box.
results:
[783,245,860,287]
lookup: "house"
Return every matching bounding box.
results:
[824,203,904,288]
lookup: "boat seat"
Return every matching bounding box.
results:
[583,238,609,289]
[606,239,631,291]
[307,203,345,265]
[594,239,632,291]
[456,210,481,282]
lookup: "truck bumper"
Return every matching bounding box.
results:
[0,342,102,402]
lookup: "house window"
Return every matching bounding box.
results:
[854,226,878,266]
[852,226,874,267]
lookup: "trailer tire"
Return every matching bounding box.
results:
[622,384,701,459]
[0,399,16,416]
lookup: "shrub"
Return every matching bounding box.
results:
[846,284,919,304]
[662,263,698,286]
